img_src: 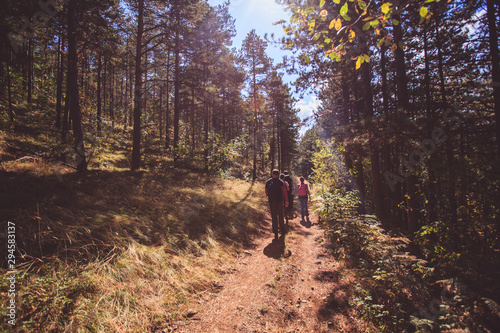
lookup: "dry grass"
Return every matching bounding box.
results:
[0,113,268,332]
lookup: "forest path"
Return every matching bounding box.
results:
[175,202,363,332]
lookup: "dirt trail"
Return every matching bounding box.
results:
[176,204,364,332]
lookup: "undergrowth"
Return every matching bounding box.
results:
[316,202,499,332]
[310,138,499,332]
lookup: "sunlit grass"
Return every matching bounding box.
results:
[0,111,268,332]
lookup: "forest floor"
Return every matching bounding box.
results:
[174,206,366,333]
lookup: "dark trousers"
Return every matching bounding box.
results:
[269,200,285,234]
[288,192,294,210]
[299,195,309,219]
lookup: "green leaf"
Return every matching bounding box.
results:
[362,21,371,31]
[333,0,341,3]
[370,19,379,27]
[300,54,311,63]
[392,19,399,25]
[340,2,348,16]
[320,0,325,8]
[420,6,428,17]
[313,32,321,41]
[358,1,367,11]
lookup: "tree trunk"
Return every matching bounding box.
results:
[159,83,163,141]
[97,53,102,136]
[7,57,14,122]
[252,61,258,180]
[123,40,129,131]
[131,0,144,171]
[62,84,70,141]
[435,17,458,227]
[393,13,409,112]
[165,51,171,150]
[380,44,389,117]
[191,84,195,154]
[423,26,437,224]
[204,66,209,170]
[393,9,417,233]
[406,175,419,234]
[486,0,500,155]
[56,33,64,130]
[103,57,107,119]
[27,38,34,104]
[67,0,87,172]
[362,60,385,222]
[271,102,276,170]
[173,5,181,167]
[110,63,115,128]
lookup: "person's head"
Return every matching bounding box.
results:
[272,169,280,178]
[300,176,305,183]
[280,174,285,180]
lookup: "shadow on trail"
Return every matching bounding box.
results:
[300,218,313,228]
[263,235,291,259]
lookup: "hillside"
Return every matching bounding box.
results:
[0,112,269,331]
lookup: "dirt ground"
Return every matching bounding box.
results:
[175,202,365,333]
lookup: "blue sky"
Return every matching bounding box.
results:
[207,0,320,135]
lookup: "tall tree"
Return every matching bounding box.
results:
[131,0,144,171]
[240,30,271,180]
[67,0,87,172]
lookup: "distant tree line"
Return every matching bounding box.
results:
[0,0,299,177]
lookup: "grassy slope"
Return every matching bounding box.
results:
[0,111,268,332]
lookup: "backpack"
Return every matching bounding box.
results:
[284,175,293,193]
[266,178,284,202]
[297,183,308,196]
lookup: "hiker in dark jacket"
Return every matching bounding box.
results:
[283,171,294,214]
[265,169,289,239]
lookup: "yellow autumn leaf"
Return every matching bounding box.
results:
[355,56,362,69]
[334,18,342,30]
[420,6,428,17]
[348,29,355,42]
[390,43,397,53]
[381,3,391,14]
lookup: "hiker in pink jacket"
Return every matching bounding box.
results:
[297,177,311,222]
